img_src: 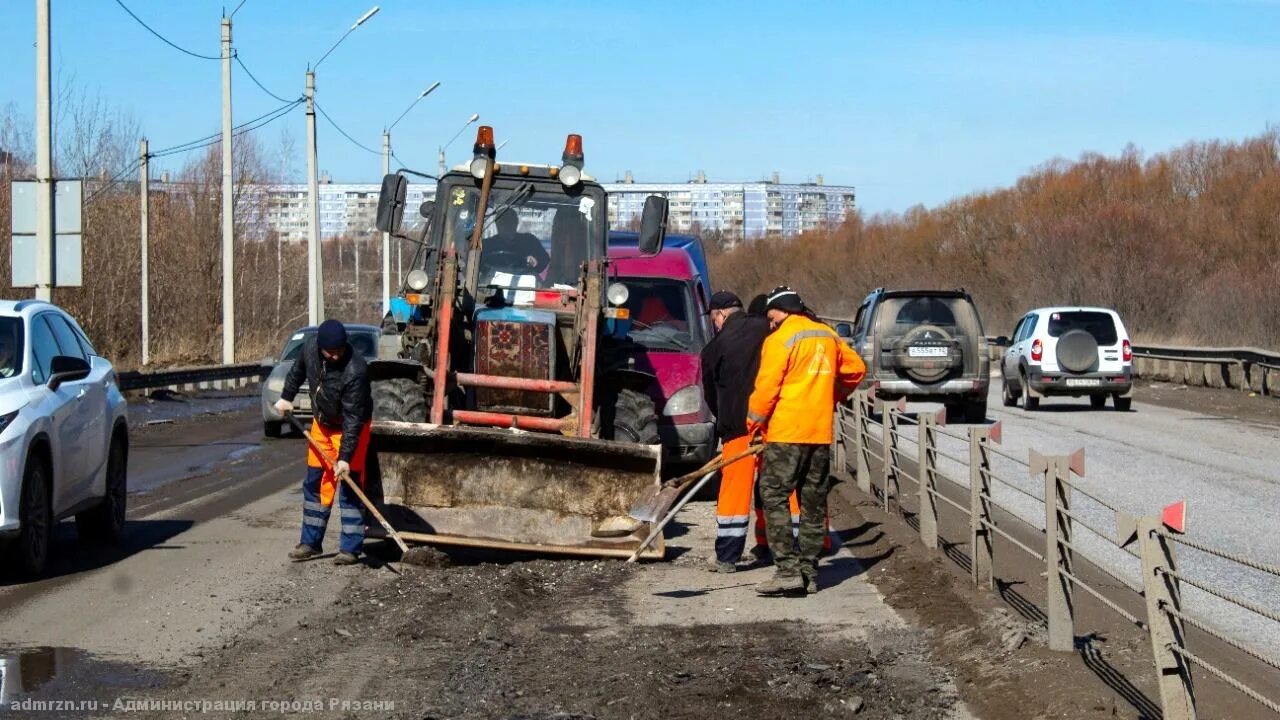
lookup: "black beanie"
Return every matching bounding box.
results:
[747,294,768,317]
[765,286,806,314]
[317,319,348,351]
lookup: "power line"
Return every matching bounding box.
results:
[233,52,296,104]
[314,102,381,156]
[84,158,143,205]
[150,99,301,157]
[111,0,221,60]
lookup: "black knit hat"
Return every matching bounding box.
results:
[747,294,768,317]
[764,285,805,313]
[708,290,743,311]
[317,319,348,351]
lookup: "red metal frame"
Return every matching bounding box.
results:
[452,409,571,433]
[455,373,578,394]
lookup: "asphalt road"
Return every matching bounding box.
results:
[911,383,1280,659]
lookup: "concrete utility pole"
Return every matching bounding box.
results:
[305,69,323,325]
[382,131,391,314]
[34,0,53,301]
[140,139,150,366]
[221,15,235,362]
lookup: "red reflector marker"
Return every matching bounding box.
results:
[1162,501,1187,534]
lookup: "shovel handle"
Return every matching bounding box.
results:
[286,415,410,554]
[664,443,764,492]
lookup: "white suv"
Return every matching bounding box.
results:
[0,300,129,575]
[1000,307,1133,411]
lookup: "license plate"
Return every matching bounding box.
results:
[908,346,948,358]
[1065,378,1101,387]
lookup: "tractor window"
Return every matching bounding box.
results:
[621,278,702,353]
[442,183,602,299]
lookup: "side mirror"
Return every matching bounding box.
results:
[48,355,90,391]
[419,200,435,219]
[834,322,852,338]
[375,173,408,234]
[637,195,668,256]
[993,335,1010,346]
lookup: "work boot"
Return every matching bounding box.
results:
[755,572,804,596]
[803,575,818,595]
[288,543,321,561]
[707,559,737,574]
[332,551,360,566]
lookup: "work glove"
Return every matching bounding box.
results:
[333,460,351,482]
[273,398,294,416]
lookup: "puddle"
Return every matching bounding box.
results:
[0,646,163,705]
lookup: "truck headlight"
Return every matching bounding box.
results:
[606,282,629,306]
[406,269,430,291]
[663,385,702,416]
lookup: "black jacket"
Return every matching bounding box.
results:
[700,311,771,441]
[282,335,373,462]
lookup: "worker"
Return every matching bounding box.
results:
[274,320,374,566]
[700,291,771,572]
[748,286,866,595]
[483,209,549,273]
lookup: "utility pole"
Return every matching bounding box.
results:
[140,139,150,366]
[221,15,235,362]
[34,0,53,301]
[382,130,391,315]
[437,146,446,178]
[305,69,323,324]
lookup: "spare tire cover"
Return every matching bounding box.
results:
[1056,329,1098,373]
[894,324,960,383]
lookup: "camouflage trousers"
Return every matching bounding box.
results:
[757,442,832,581]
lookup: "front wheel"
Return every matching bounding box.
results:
[13,456,53,576]
[77,436,128,545]
[1001,376,1017,407]
[600,388,659,445]
[373,377,427,422]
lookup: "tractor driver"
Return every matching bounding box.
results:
[482,210,549,275]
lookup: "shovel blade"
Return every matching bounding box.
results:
[628,484,683,524]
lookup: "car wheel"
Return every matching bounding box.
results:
[1089,394,1107,410]
[1001,375,1017,407]
[263,420,282,438]
[76,436,128,545]
[1113,394,1133,412]
[1021,372,1039,411]
[14,455,53,576]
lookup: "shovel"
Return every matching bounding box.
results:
[286,414,411,556]
[628,443,764,523]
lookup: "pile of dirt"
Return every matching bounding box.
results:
[139,556,962,719]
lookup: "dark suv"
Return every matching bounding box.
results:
[835,288,990,423]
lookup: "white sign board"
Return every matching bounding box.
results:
[10,180,84,287]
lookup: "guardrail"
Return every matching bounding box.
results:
[117,362,267,393]
[833,390,1280,719]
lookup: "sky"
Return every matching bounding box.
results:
[2,0,1279,212]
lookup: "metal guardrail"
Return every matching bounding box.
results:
[117,361,267,392]
[833,391,1280,719]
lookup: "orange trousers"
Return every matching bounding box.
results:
[305,420,371,505]
[714,435,829,564]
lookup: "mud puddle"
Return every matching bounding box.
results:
[0,646,164,708]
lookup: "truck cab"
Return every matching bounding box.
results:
[607,232,716,471]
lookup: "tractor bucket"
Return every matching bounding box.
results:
[370,421,666,559]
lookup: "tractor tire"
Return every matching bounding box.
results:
[602,388,660,445]
[373,377,427,423]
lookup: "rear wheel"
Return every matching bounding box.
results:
[13,455,52,576]
[77,436,127,545]
[1113,394,1133,412]
[965,396,988,423]
[373,377,427,422]
[602,388,659,445]
[1089,394,1107,410]
[1021,372,1039,411]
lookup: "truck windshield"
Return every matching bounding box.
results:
[621,279,701,352]
[442,183,601,296]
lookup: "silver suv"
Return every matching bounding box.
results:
[1000,307,1133,411]
[0,300,129,575]
[837,288,990,423]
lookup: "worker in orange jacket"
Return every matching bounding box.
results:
[747,286,866,596]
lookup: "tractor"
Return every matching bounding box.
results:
[369,127,672,558]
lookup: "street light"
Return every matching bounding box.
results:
[382,81,441,314]
[437,113,480,177]
[305,5,380,325]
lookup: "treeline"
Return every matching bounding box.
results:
[711,129,1280,347]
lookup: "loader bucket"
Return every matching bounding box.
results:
[371,421,666,559]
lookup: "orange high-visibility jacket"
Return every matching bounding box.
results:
[746,313,866,444]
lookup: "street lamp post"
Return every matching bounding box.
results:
[437,113,480,177]
[382,81,440,315]
[305,5,380,326]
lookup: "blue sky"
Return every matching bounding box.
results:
[2,0,1279,212]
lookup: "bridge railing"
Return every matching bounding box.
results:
[833,389,1280,719]
[117,362,267,393]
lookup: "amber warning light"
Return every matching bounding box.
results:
[473,125,495,155]
[559,133,584,187]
